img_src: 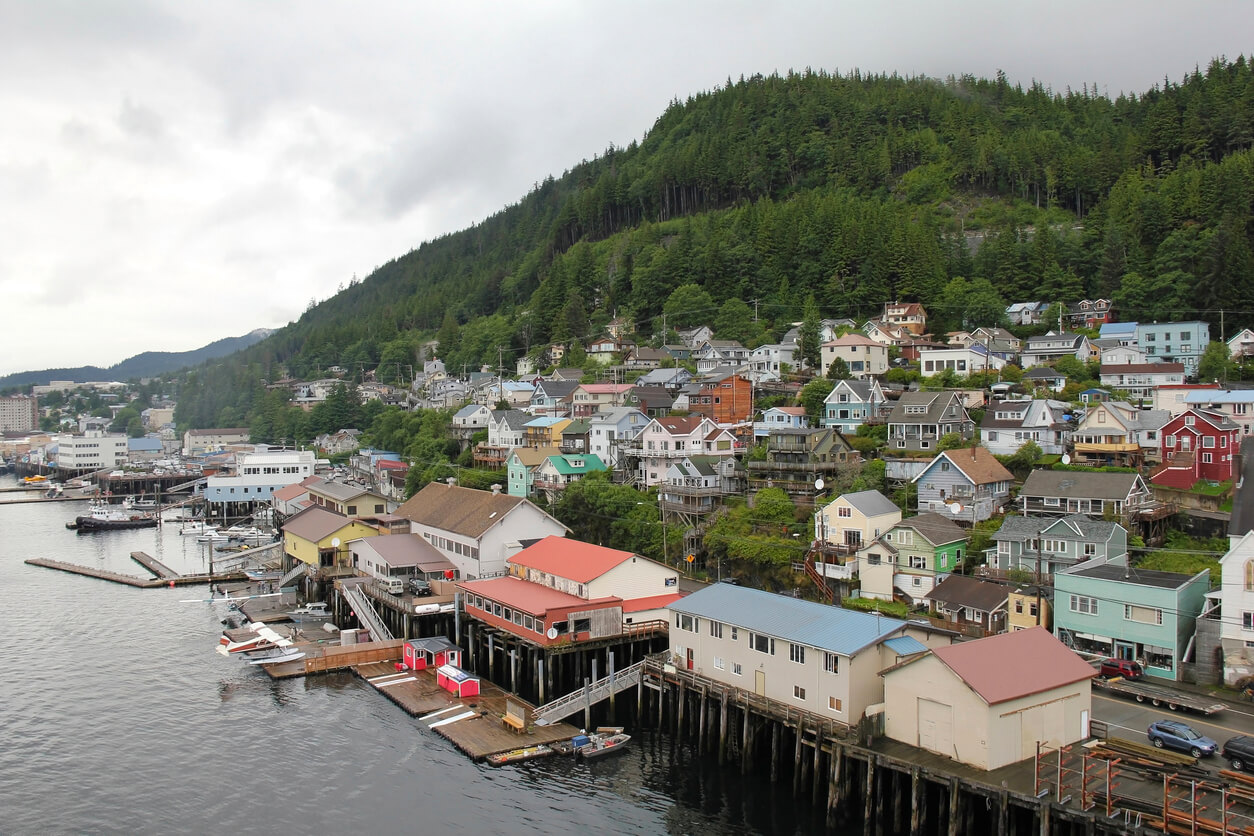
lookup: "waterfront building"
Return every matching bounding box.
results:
[3,394,41,432]
[305,480,392,517]
[882,627,1094,770]
[54,431,129,470]
[182,427,250,456]
[395,481,568,579]
[281,505,379,577]
[204,448,316,506]
[350,532,457,584]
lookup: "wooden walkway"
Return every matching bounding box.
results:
[356,661,580,761]
[130,551,178,579]
[25,558,246,588]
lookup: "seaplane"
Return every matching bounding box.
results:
[217,622,296,656]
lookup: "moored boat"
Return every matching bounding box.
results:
[486,744,554,767]
[572,727,631,760]
[286,602,331,622]
[72,502,158,532]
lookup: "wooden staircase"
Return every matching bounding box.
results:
[803,549,834,604]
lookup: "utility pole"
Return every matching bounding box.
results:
[1035,537,1044,626]
[751,298,759,322]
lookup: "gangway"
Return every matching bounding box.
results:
[531,660,643,726]
[343,585,393,641]
[277,562,308,589]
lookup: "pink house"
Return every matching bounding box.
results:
[1152,408,1240,489]
[571,383,634,417]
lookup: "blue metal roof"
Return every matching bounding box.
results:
[884,636,929,656]
[669,584,905,657]
[1186,390,1254,404]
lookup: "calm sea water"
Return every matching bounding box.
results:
[0,474,834,835]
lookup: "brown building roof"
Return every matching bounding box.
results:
[929,626,1095,705]
[394,482,528,539]
[281,505,359,541]
[939,446,1014,485]
[1100,363,1185,375]
[355,533,455,572]
[457,575,620,616]
[924,574,1008,612]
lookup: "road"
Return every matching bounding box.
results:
[1230,437,1254,536]
[1095,689,1254,772]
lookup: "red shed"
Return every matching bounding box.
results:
[436,664,480,698]
[403,637,462,671]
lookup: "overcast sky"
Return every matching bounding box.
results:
[1,1,1250,377]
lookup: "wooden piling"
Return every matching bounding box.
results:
[862,756,875,836]
[698,687,708,753]
[947,778,960,836]
[740,705,752,774]
[811,732,823,805]
[826,742,841,830]
[677,680,686,737]
[910,767,923,836]
[718,694,729,764]
[793,718,804,797]
[997,789,1009,836]
[771,722,781,783]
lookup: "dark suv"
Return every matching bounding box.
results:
[408,577,432,596]
[1224,736,1254,771]
[1099,658,1144,680]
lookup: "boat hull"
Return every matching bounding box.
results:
[74,516,158,532]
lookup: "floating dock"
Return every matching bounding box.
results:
[356,660,580,761]
[25,557,246,588]
[129,551,179,579]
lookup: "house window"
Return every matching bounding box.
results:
[750,633,775,655]
[714,656,725,670]
[789,643,806,664]
[1043,539,1065,553]
[1203,436,1215,448]
[733,662,743,676]
[1069,595,1097,615]
[909,555,926,569]
[824,653,839,674]
[1043,497,1060,507]
[987,431,998,441]
[829,696,842,712]
[710,621,723,638]
[1166,434,1176,447]
[1203,452,1213,464]
[837,507,851,518]
[793,685,806,701]
[1125,604,1163,625]
[1014,599,1024,614]
[675,613,698,632]
[1244,612,1254,630]
[731,627,738,641]
[897,530,914,546]
[1084,543,1097,556]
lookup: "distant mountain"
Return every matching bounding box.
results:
[0,329,274,388]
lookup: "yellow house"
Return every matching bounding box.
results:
[282,505,379,576]
[1007,586,1052,631]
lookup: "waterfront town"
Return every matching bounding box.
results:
[10,300,1254,834]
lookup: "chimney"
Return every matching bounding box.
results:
[491,484,502,495]
[446,477,457,486]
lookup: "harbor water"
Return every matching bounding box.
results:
[0,475,834,835]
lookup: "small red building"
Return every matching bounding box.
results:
[436,664,480,697]
[403,637,461,671]
[1152,408,1240,489]
[689,372,753,424]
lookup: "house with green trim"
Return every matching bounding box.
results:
[858,512,968,605]
[532,453,607,502]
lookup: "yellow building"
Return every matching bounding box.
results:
[282,505,379,576]
[1007,586,1052,631]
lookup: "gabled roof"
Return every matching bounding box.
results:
[894,512,966,546]
[354,533,456,572]
[1023,367,1066,379]
[509,535,634,583]
[1167,408,1240,432]
[652,415,707,435]
[888,391,966,425]
[454,404,488,418]
[823,334,882,348]
[309,480,376,503]
[273,476,323,502]
[543,453,606,475]
[533,380,580,398]
[396,482,565,539]
[281,505,362,542]
[509,445,559,467]
[670,584,905,658]
[839,489,899,518]
[924,575,1009,611]
[925,627,1095,705]
[491,409,530,430]
[1019,469,1143,500]
[1101,363,1185,375]
[993,514,1122,543]
[915,447,1013,486]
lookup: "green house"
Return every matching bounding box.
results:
[859,512,968,605]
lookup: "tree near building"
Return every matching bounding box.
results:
[798,294,821,371]
[1198,340,1231,382]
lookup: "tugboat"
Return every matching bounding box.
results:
[70,502,158,532]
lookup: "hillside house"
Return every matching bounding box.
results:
[694,340,750,373]
[858,512,968,604]
[628,415,738,488]
[912,447,1014,523]
[754,406,809,438]
[1018,470,1152,519]
[1136,321,1210,377]
[882,301,928,335]
[924,575,1009,634]
[986,515,1128,577]
[1151,408,1240,491]
[1006,302,1049,326]
[587,407,650,469]
[1066,299,1115,330]
[820,335,889,378]
[532,453,607,501]
[746,428,856,498]
[1183,389,1254,436]
[887,391,973,452]
[1099,363,1186,401]
[980,399,1073,456]
[529,380,579,417]
[1020,333,1092,369]
[688,371,754,423]
[506,446,559,498]
[474,409,529,468]
[918,346,1006,376]
[823,378,888,435]
[1071,401,1169,467]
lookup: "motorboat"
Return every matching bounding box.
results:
[243,568,283,582]
[224,525,271,545]
[180,520,216,536]
[572,727,631,760]
[287,602,332,623]
[124,496,159,511]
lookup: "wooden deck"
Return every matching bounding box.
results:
[355,661,580,760]
[130,551,178,579]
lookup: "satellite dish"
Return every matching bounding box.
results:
[546,627,559,640]
[1061,454,1071,465]
[814,478,825,491]
[331,538,341,547]
[947,502,963,514]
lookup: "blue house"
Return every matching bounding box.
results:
[1054,559,1208,682]
[1135,321,1210,377]
[912,447,1014,523]
[823,378,888,435]
[754,406,809,438]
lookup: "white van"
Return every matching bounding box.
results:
[382,577,405,595]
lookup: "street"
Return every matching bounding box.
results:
[1095,689,1254,772]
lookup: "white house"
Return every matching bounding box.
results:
[1020,333,1093,369]
[980,399,1073,456]
[630,415,737,487]
[821,335,889,378]
[1099,363,1186,401]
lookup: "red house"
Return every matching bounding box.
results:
[1151,408,1240,489]
[689,372,753,424]
[403,637,461,671]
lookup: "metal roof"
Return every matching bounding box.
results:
[841,489,900,517]
[884,636,929,656]
[669,584,905,657]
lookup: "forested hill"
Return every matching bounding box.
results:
[179,60,1254,431]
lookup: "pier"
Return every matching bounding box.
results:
[129,551,178,579]
[25,558,247,588]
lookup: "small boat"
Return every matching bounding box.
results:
[224,525,269,543]
[124,496,159,511]
[244,648,306,666]
[287,602,332,623]
[73,502,158,532]
[486,744,554,767]
[180,520,215,536]
[572,727,631,760]
[23,475,48,485]
[244,568,283,582]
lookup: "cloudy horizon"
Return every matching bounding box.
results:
[1,1,1250,377]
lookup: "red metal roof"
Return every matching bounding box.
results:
[622,593,683,613]
[930,627,1094,705]
[509,535,634,583]
[456,576,620,615]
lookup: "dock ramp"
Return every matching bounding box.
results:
[531,660,643,726]
[342,585,393,641]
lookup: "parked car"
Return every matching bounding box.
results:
[409,577,432,596]
[1147,720,1217,758]
[382,577,405,595]
[1099,658,1144,680]
[1223,736,1254,771]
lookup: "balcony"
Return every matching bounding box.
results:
[663,481,724,497]
[1073,441,1138,453]
[746,460,844,474]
